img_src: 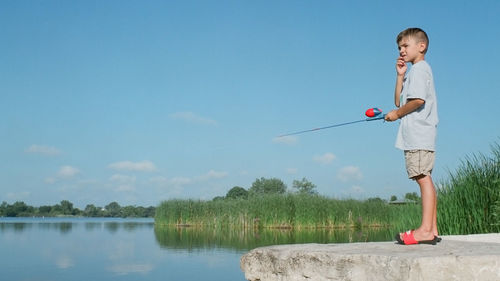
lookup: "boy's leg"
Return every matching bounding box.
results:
[413,174,437,241]
[433,189,438,237]
[400,150,439,242]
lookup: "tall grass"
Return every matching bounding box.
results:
[155,194,397,229]
[436,142,500,234]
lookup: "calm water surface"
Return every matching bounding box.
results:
[1,218,246,281]
[0,218,395,281]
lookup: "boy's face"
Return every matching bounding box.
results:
[398,36,426,63]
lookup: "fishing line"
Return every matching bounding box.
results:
[277,108,386,138]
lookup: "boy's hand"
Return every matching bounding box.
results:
[396,56,407,76]
[385,99,425,122]
[385,110,399,122]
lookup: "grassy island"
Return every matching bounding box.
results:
[156,143,499,235]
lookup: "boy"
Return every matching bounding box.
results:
[385,28,439,245]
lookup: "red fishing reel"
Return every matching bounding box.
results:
[365,108,383,118]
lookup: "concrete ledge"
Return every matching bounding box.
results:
[240,234,500,281]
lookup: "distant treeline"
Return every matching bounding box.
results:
[0,200,155,218]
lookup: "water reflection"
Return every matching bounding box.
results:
[85,222,102,231]
[105,222,120,233]
[0,218,154,234]
[0,222,33,232]
[1,218,396,252]
[154,225,395,251]
[0,218,246,281]
[60,223,73,234]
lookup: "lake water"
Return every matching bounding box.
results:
[0,218,395,281]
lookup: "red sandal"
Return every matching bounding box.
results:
[395,230,437,245]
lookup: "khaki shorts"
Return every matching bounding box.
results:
[404,150,435,179]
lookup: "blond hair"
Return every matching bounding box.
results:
[397,28,429,54]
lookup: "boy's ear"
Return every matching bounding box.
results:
[419,41,427,53]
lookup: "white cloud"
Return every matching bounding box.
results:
[108,174,136,192]
[313,153,336,165]
[198,170,228,181]
[170,177,192,186]
[114,185,135,192]
[148,170,228,197]
[108,161,157,172]
[107,264,153,275]
[286,168,298,174]
[337,166,363,182]
[109,174,136,183]
[147,176,192,197]
[44,165,81,184]
[57,166,80,178]
[170,111,217,126]
[149,176,168,184]
[56,256,75,269]
[272,136,298,145]
[350,185,365,193]
[341,185,366,198]
[45,177,56,184]
[25,144,61,156]
[148,176,193,188]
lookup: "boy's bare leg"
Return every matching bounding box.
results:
[413,175,437,241]
[433,190,438,237]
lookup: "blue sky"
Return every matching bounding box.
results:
[1,0,499,208]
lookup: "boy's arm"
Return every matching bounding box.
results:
[394,56,407,107]
[394,75,404,107]
[385,98,425,121]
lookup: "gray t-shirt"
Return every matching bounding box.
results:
[395,60,438,151]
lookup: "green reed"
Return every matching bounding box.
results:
[155,194,399,229]
[436,142,500,234]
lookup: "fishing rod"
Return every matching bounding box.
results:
[277,108,386,138]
